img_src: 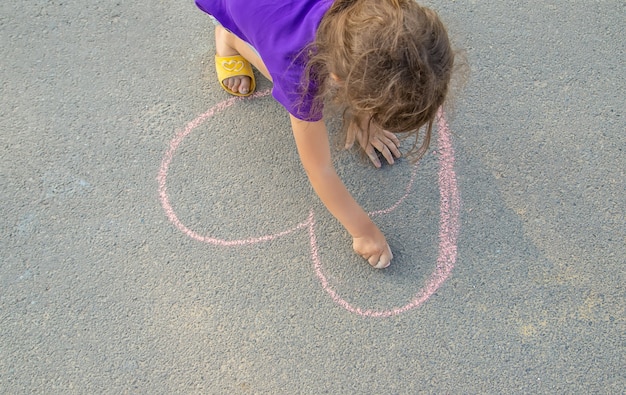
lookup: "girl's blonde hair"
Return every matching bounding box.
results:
[304,0,456,161]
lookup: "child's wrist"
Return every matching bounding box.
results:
[347,218,379,239]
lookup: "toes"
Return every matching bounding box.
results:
[223,77,234,92]
[222,76,237,93]
[237,77,250,94]
[222,76,251,95]
[230,77,241,92]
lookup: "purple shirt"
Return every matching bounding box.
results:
[195,0,333,121]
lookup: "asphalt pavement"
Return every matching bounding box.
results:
[1,0,624,393]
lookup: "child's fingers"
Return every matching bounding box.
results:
[374,259,390,269]
[367,251,388,268]
[377,143,395,165]
[363,243,393,269]
[373,245,393,269]
[367,255,379,267]
[345,131,355,149]
[345,121,358,149]
[365,146,382,168]
[381,130,402,158]
[370,135,399,165]
[353,236,393,269]
[382,129,401,146]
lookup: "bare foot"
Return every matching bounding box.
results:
[221,74,251,95]
[215,25,252,95]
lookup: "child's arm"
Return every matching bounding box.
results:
[290,115,393,269]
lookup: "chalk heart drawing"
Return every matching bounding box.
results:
[157,90,460,317]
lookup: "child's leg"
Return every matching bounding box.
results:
[215,25,272,94]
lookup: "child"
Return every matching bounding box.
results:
[195,0,455,269]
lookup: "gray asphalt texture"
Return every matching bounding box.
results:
[1,0,624,393]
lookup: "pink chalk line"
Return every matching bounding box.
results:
[156,90,313,246]
[368,164,419,217]
[158,92,460,317]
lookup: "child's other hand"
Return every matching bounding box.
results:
[345,119,401,168]
[353,231,394,269]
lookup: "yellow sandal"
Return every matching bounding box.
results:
[215,54,256,97]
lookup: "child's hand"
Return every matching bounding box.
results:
[345,118,401,168]
[353,231,394,269]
